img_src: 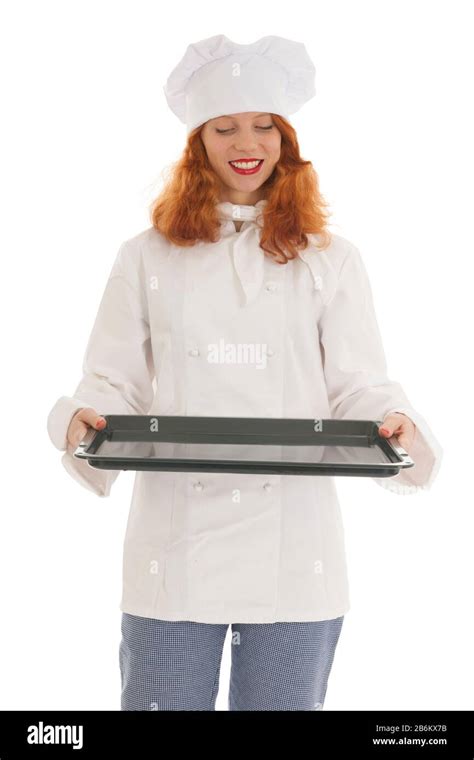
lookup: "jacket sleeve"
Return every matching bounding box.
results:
[47,239,155,497]
[318,241,443,495]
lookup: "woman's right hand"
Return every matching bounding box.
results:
[67,407,107,448]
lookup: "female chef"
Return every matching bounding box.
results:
[47,35,443,711]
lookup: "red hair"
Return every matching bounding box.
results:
[149,114,332,263]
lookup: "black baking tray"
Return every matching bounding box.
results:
[73,415,414,477]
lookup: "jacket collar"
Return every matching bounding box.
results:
[213,200,326,306]
[216,199,268,224]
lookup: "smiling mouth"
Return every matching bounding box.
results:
[228,159,264,175]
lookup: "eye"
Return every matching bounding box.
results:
[215,125,274,134]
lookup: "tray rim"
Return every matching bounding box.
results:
[72,415,414,475]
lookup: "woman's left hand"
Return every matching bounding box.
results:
[378,412,416,454]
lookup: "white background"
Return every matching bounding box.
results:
[0,0,472,710]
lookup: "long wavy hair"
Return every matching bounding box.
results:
[149,114,332,263]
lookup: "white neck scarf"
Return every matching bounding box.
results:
[215,200,268,305]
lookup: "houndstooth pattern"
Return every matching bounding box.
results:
[119,612,344,711]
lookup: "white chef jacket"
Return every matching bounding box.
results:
[46,199,443,623]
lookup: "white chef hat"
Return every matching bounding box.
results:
[163,34,316,134]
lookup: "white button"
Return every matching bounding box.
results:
[265,348,275,357]
[193,481,204,491]
[188,348,200,357]
[263,482,272,492]
[265,281,278,292]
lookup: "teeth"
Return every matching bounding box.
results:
[230,160,262,169]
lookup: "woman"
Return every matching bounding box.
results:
[47,35,443,711]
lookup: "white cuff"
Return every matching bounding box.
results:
[373,406,443,496]
[47,396,90,451]
[61,446,120,498]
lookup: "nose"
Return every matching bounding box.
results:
[233,128,260,153]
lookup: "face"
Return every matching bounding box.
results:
[200,112,281,205]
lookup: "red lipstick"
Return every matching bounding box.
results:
[228,158,264,176]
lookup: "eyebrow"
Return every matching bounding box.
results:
[216,113,271,121]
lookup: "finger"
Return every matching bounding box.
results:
[398,424,416,452]
[378,414,404,437]
[77,407,107,430]
[69,420,89,448]
[396,431,411,451]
